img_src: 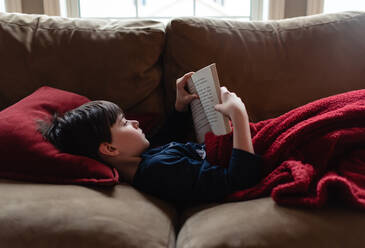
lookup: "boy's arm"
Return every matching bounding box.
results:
[194,146,262,203]
[231,108,254,154]
[214,86,254,154]
[194,113,261,202]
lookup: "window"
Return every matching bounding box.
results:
[308,0,365,16]
[0,0,5,12]
[323,0,365,13]
[79,0,252,21]
[58,0,270,21]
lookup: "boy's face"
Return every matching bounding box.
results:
[109,114,150,157]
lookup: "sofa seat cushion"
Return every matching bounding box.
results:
[176,197,365,248]
[0,179,177,248]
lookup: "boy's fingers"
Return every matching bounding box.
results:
[221,86,228,92]
[185,94,199,103]
[177,72,194,81]
[184,71,194,78]
[176,72,194,91]
[178,72,194,85]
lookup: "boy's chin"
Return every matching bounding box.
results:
[144,139,150,148]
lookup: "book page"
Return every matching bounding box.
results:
[191,63,231,136]
[187,78,211,143]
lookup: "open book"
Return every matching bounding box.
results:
[187,63,232,143]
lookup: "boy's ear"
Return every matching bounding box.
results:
[99,142,119,157]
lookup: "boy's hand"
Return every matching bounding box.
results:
[214,86,247,120]
[175,72,199,112]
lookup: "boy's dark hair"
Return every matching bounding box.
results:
[37,100,123,161]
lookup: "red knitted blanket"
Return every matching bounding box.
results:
[204,89,365,209]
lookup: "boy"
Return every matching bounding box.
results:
[39,72,262,205]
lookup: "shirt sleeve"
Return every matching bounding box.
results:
[227,149,263,191]
[193,149,263,203]
[148,109,192,147]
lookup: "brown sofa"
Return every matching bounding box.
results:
[1,11,365,248]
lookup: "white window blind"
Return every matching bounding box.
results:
[323,0,365,13]
[0,0,5,12]
[49,0,274,21]
[79,0,252,20]
[70,0,270,21]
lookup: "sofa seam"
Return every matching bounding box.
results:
[276,14,364,32]
[175,20,272,32]
[0,20,164,33]
[185,219,194,248]
[174,12,363,33]
[36,26,164,33]
[31,17,40,45]
[166,220,175,248]
[0,19,37,28]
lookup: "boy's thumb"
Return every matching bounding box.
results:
[214,104,221,111]
[188,94,198,102]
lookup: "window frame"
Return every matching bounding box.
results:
[45,0,279,21]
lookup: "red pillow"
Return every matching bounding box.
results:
[0,86,121,185]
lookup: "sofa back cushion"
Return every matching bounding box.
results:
[163,11,365,122]
[0,12,166,118]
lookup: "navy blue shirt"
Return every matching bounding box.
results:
[131,110,263,205]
